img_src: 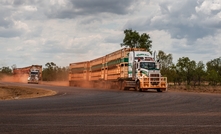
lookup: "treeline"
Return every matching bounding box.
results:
[42,62,69,81]
[158,51,221,86]
[0,66,13,79]
[0,66,12,75]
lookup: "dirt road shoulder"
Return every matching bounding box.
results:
[0,85,56,100]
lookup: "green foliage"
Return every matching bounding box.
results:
[42,62,69,81]
[176,57,196,85]
[207,70,219,85]
[0,66,12,74]
[157,51,174,82]
[0,66,12,79]
[206,57,221,85]
[158,51,208,86]
[193,61,206,86]
[170,63,183,85]
[120,29,152,52]
[158,50,173,69]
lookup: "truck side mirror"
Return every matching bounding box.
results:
[132,61,136,80]
[137,60,140,70]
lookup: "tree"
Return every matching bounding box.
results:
[207,70,219,86]
[0,66,12,75]
[120,29,152,52]
[157,50,173,69]
[42,62,57,81]
[0,66,12,79]
[45,62,56,70]
[206,57,221,85]
[56,66,69,81]
[193,61,206,86]
[157,50,174,82]
[176,57,196,85]
[42,62,69,81]
[171,64,184,85]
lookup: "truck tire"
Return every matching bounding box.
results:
[135,81,142,92]
[118,81,122,90]
[122,80,129,90]
[157,89,162,92]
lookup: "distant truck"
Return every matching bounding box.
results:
[69,48,167,92]
[13,65,42,84]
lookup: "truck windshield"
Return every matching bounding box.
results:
[31,72,38,75]
[140,62,155,70]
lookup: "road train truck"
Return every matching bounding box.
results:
[69,48,167,92]
[13,65,42,84]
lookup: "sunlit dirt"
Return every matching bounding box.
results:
[0,74,57,100]
[0,84,56,100]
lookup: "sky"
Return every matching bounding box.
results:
[0,0,221,68]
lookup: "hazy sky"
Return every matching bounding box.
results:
[0,0,220,68]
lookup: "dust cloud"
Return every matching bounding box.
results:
[0,74,70,86]
[68,80,119,90]
[40,80,116,90]
[0,74,115,90]
[41,81,69,86]
[0,74,28,83]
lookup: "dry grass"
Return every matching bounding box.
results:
[0,84,56,100]
[169,85,221,94]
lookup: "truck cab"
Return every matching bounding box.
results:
[127,51,167,92]
[28,69,40,84]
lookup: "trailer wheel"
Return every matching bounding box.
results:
[157,89,162,92]
[135,81,142,92]
[122,80,128,90]
[118,81,122,90]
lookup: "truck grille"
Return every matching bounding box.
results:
[150,73,160,85]
[150,74,159,77]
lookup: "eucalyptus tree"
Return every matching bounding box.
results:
[193,61,206,86]
[206,57,221,85]
[0,66,12,79]
[157,50,174,82]
[120,29,152,52]
[56,66,69,81]
[207,70,219,85]
[0,66,12,75]
[42,62,69,81]
[176,57,196,85]
[42,62,57,81]
[157,51,173,71]
[169,63,182,85]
